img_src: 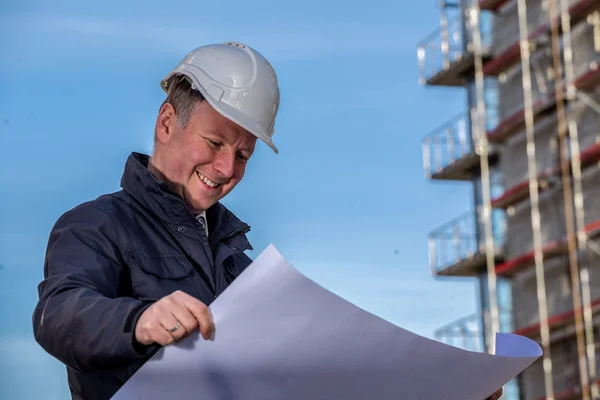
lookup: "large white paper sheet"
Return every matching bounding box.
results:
[112,244,541,400]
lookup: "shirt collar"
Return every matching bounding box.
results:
[196,210,208,237]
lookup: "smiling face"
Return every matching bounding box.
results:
[149,100,257,214]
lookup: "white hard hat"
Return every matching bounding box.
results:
[161,41,280,154]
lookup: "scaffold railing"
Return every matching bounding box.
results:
[433,307,520,400]
[434,308,514,352]
[434,312,485,352]
[422,112,472,178]
[417,11,493,85]
[427,206,506,275]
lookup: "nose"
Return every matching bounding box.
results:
[212,150,236,179]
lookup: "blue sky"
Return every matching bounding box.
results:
[0,0,479,397]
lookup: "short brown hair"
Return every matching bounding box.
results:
[153,75,205,145]
[162,74,205,128]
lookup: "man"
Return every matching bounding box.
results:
[32,41,504,400]
[32,41,280,400]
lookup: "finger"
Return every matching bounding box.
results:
[180,296,214,340]
[157,295,198,340]
[495,388,502,399]
[159,311,187,341]
[487,389,502,400]
[135,304,172,346]
[143,306,176,346]
[172,291,214,339]
[151,324,176,346]
[169,301,200,338]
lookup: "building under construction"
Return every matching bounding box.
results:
[417,0,600,398]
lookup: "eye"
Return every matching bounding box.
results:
[236,152,249,162]
[206,139,221,148]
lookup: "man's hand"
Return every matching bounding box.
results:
[486,387,502,400]
[134,290,214,346]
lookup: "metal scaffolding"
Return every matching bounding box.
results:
[559,1,599,398]
[418,1,600,398]
[560,2,598,398]
[470,0,500,354]
[474,1,600,397]
[515,0,555,397]
[548,0,589,396]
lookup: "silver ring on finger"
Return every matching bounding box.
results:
[169,321,182,334]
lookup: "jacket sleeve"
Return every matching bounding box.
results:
[32,202,158,373]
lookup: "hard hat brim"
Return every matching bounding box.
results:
[161,72,279,155]
[204,95,279,155]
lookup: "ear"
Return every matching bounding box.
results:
[154,103,178,145]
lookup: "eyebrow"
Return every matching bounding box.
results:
[207,130,226,140]
[209,130,253,154]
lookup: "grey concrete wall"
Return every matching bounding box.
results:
[495,47,555,123]
[571,19,600,80]
[509,235,600,330]
[492,0,549,57]
[503,164,600,327]
[583,238,600,303]
[490,0,597,123]
[491,1,518,56]
[581,164,600,226]
[510,236,600,399]
[498,115,557,192]
[518,336,598,399]
[502,164,600,395]
[492,0,586,60]
[569,90,600,151]
[513,262,600,399]
[496,90,599,213]
[501,139,600,258]
[503,185,566,257]
[510,256,572,331]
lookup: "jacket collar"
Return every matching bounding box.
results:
[120,152,250,242]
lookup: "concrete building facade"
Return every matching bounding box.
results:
[418,0,600,398]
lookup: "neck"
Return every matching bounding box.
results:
[148,155,205,216]
[148,156,182,197]
[147,156,166,183]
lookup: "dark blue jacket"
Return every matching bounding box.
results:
[32,152,254,400]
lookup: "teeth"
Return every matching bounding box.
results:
[198,173,218,188]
